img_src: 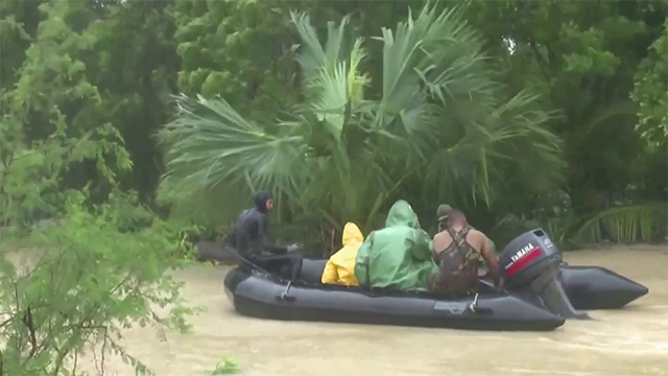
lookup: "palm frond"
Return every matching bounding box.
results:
[292,13,370,133]
[575,203,667,243]
[291,10,353,82]
[307,61,349,131]
[294,112,392,224]
[377,3,494,128]
[347,38,370,106]
[417,7,497,111]
[572,100,639,144]
[420,88,564,207]
[290,11,333,77]
[159,94,305,197]
[376,6,427,119]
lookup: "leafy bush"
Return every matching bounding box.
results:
[209,356,240,375]
[0,191,197,375]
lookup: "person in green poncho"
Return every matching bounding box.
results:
[355,200,438,291]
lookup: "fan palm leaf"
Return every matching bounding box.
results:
[161,94,305,191]
[292,12,370,134]
[290,11,351,78]
[158,94,307,226]
[376,4,564,207]
[417,89,563,208]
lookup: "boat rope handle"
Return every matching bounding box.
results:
[281,281,292,299]
[280,280,293,301]
[468,293,479,313]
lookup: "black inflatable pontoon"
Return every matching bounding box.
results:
[224,264,565,331]
[558,265,648,310]
[223,228,648,330]
[474,266,648,311]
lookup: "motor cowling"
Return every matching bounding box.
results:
[500,228,560,289]
[500,229,589,320]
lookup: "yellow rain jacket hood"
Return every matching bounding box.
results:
[321,222,364,286]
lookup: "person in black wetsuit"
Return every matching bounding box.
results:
[231,191,302,279]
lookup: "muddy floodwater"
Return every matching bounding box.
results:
[87,245,668,376]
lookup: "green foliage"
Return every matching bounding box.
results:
[467,0,668,213]
[86,0,179,199]
[631,19,668,147]
[1,0,179,205]
[209,356,240,375]
[9,1,102,138]
[0,0,43,94]
[0,0,134,213]
[172,0,305,121]
[172,223,211,260]
[0,121,131,227]
[0,190,197,375]
[3,0,664,238]
[0,3,196,375]
[159,3,564,241]
[574,203,667,244]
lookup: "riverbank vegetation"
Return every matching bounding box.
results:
[1,0,666,374]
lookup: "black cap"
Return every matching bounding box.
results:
[437,204,453,222]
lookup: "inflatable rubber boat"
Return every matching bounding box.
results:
[557,265,648,310]
[223,229,648,331]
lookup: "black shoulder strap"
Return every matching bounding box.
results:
[443,227,470,258]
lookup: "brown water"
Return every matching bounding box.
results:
[84,245,668,376]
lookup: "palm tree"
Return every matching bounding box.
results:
[158,2,564,235]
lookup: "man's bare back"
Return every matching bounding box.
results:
[433,226,485,254]
[433,226,501,287]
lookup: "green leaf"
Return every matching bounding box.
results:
[575,203,667,243]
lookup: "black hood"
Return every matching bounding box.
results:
[253,191,273,213]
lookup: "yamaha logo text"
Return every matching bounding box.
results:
[511,243,535,262]
[504,242,539,270]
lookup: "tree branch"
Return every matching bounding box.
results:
[512,2,553,83]
[101,328,108,376]
[21,307,37,358]
[12,283,20,352]
[50,342,62,376]
[92,340,101,376]
[0,151,16,197]
[91,327,109,376]
[526,38,552,82]
[36,270,132,373]
[0,316,14,330]
[71,351,77,376]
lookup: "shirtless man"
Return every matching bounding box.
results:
[436,204,496,253]
[429,209,501,296]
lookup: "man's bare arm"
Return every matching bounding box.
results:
[478,232,501,287]
[432,232,450,256]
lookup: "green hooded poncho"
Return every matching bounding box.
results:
[355,200,438,291]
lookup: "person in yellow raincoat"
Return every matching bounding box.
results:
[321,222,364,286]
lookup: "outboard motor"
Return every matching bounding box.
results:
[500,229,590,320]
